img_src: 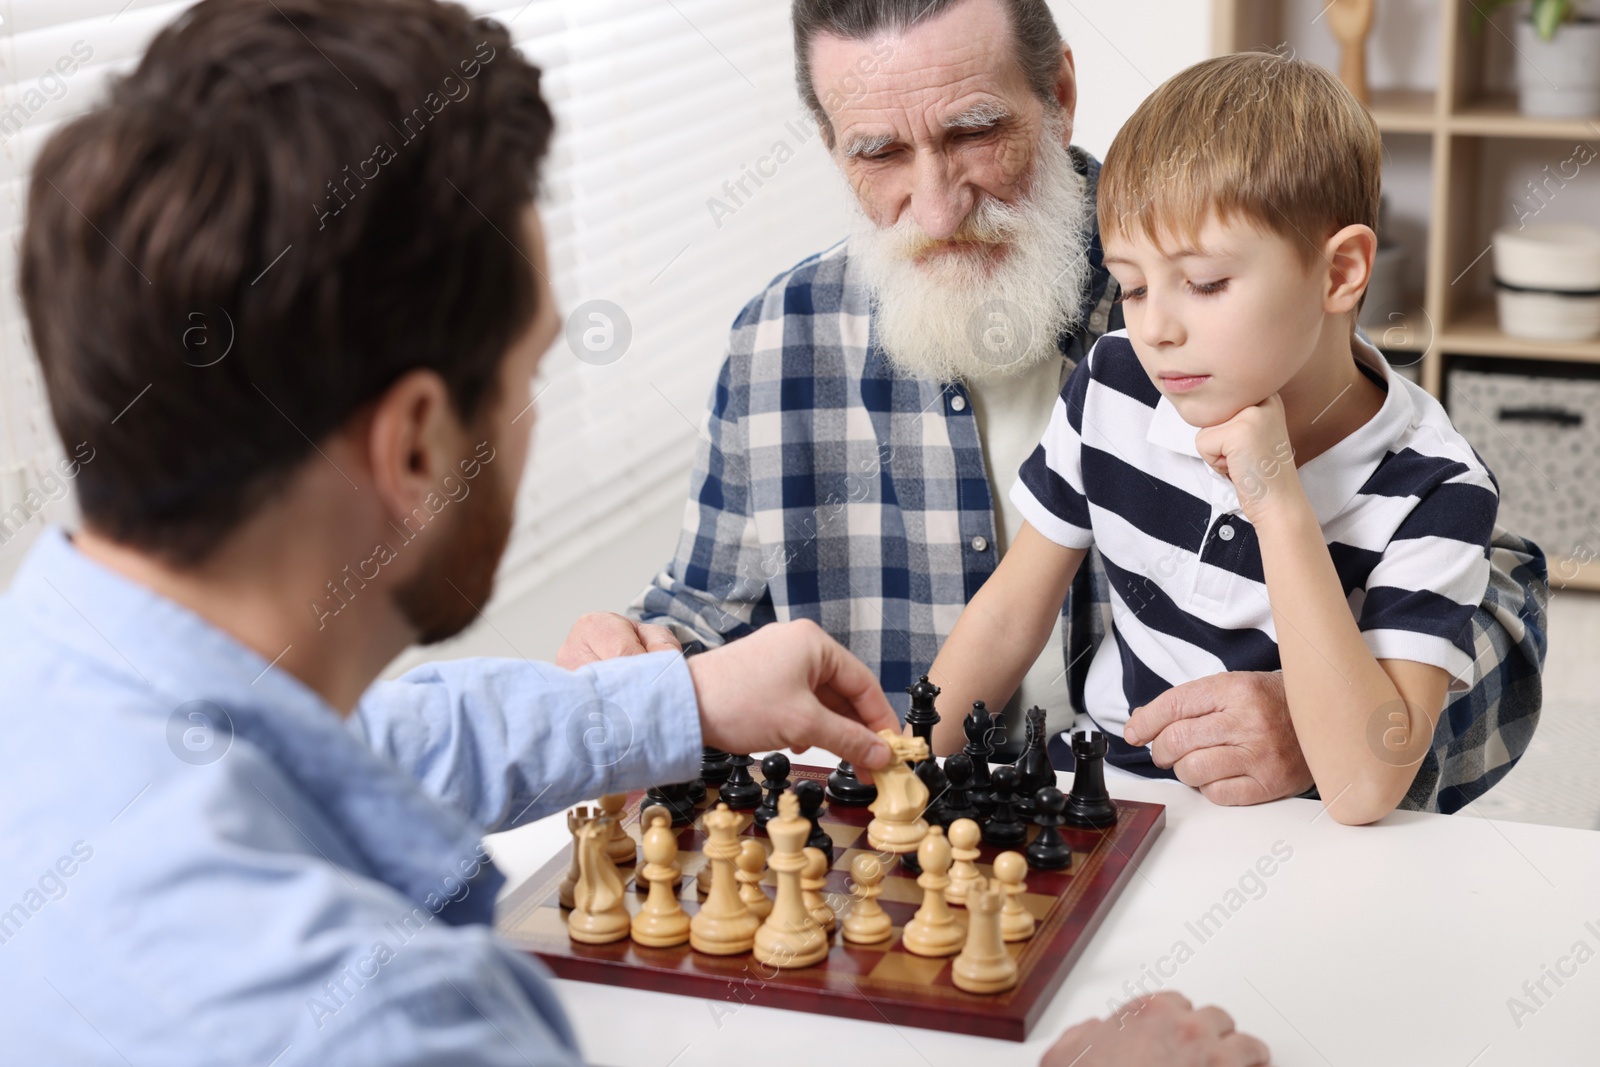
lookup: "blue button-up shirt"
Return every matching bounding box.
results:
[0,527,702,1065]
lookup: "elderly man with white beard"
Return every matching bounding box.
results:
[559,0,1548,812]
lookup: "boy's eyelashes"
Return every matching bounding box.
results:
[1112,279,1230,303]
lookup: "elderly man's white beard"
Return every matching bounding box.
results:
[851,126,1092,384]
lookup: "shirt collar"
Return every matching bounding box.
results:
[8,527,502,925]
[1144,334,1413,524]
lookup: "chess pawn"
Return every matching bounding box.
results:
[801,847,837,933]
[735,839,773,919]
[1026,787,1074,871]
[559,805,594,909]
[795,780,835,861]
[982,765,1028,849]
[568,822,630,944]
[866,730,932,855]
[901,827,965,958]
[993,852,1036,942]
[631,811,690,947]
[841,853,892,945]
[754,752,791,829]
[944,818,983,907]
[915,758,949,829]
[690,804,760,955]
[941,753,982,825]
[718,754,763,811]
[753,793,829,969]
[598,794,637,865]
[952,876,1018,994]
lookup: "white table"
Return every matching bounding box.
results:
[486,753,1600,1067]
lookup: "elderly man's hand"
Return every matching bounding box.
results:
[685,620,896,776]
[1041,993,1270,1067]
[555,612,681,669]
[1122,671,1314,805]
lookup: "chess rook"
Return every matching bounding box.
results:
[1063,729,1118,830]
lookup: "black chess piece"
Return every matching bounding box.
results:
[686,775,708,808]
[794,780,834,861]
[962,701,997,814]
[826,758,877,806]
[941,752,981,824]
[1026,786,1074,871]
[718,754,762,811]
[1015,706,1055,819]
[982,765,1027,848]
[700,747,732,786]
[643,781,696,826]
[1063,729,1118,830]
[754,753,792,829]
[915,757,950,829]
[905,675,942,765]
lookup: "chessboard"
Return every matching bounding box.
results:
[497,763,1164,1042]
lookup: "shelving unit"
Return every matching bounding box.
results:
[1214,0,1600,590]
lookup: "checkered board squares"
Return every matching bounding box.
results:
[497,765,1165,1042]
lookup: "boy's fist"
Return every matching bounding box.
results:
[1194,395,1300,524]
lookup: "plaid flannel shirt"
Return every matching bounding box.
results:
[631,148,1549,814]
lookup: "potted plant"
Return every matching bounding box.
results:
[1473,0,1600,118]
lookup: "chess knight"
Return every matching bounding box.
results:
[866,730,930,854]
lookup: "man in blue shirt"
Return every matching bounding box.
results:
[0,0,1267,1064]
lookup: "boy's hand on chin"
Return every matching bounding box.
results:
[1194,395,1306,526]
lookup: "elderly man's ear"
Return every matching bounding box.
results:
[1052,44,1078,144]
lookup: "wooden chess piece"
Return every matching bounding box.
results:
[718,754,763,810]
[735,839,772,919]
[753,793,829,969]
[826,758,877,806]
[1063,729,1118,830]
[944,817,983,907]
[915,757,950,829]
[1026,787,1073,871]
[905,675,942,764]
[866,730,931,857]
[754,752,791,829]
[841,853,893,945]
[689,803,760,955]
[597,794,637,865]
[961,701,997,814]
[795,780,835,861]
[801,846,837,933]
[559,805,594,909]
[631,810,690,947]
[982,765,1028,848]
[1015,706,1054,819]
[637,804,683,890]
[643,781,696,826]
[901,827,965,958]
[993,851,1035,943]
[941,753,981,824]
[568,821,629,944]
[700,746,732,787]
[1325,0,1373,106]
[952,876,1018,994]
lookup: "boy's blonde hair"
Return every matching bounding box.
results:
[1098,52,1382,266]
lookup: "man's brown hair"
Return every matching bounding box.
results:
[1097,52,1382,265]
[21,0,553,563]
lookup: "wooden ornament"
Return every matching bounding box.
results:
[952,876,1018,994]
[1325,0,1374,106]
[690,803,760,955]
[753,793,829,969]
[993,851,1036,943]
[631,810,690,947]
[841,853,893,945]
[901,826,965,958]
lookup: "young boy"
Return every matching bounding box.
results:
[928,54,1499,825]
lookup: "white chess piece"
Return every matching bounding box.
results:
[901,826,965,958]
[631,810,689,947]
[993,851,1036,942]
[841,853,892,945]
[753,793,829,969]
[952,876,1018,994]
[689,804,760,955]
[945,818,982,907]
[736,839,773,919]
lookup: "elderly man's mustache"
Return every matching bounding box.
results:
[881,196,1027,261]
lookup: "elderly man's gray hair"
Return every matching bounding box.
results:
[791,0,1064,148]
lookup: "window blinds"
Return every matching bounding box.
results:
[0,0,853,597]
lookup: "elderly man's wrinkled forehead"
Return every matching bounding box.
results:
[808,0,1047,156]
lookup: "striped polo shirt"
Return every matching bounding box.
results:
[1011,329,1500,768]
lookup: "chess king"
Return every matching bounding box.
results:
[2,0,1278,1063]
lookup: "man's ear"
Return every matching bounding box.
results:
[1052,44,1077,143]
[1322,223,1377,315]
[365,368,463,527]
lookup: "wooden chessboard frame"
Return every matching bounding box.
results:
[497,764,1165,1042]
